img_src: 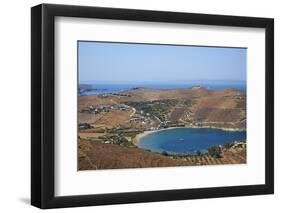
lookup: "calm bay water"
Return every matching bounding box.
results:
[137,128,246,155]
[79,80,246,95]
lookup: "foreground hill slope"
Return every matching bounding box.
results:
[79,140,246,170]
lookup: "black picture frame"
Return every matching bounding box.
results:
[31,3,274,209]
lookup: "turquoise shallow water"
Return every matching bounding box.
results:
[137,128,246,155]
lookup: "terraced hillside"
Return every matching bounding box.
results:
[79,140,246,170]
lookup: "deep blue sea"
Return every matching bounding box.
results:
[79,80,246,95]
[137,128,246,155]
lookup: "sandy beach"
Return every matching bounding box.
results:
[133,127,182,145]
[133,130,155,145]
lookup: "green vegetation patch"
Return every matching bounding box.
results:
[207,146,222,158]
[125,99,191,122]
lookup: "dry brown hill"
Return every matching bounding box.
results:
[79,140,246,170]
[79,87,246,129]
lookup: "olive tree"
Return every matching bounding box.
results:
[207,146,222,158]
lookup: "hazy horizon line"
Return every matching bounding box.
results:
[79,79,246,83]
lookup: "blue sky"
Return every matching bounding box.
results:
[78,41,246,83]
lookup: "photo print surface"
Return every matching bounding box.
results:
[78,41,247,170]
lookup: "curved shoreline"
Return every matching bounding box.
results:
[133,127,179,145]
[133,126,246,145]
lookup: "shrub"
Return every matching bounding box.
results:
[195,150,202,156]
[207,146,222,158]
[161,151,169,156]
[223,142,234,149]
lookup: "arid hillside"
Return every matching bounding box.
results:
[79,139,246,170]
[79,87,246,132]
[78,87,246,170]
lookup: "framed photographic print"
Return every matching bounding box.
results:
[31,3,274,209]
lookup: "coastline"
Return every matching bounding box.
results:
[133,127,180,145]
[133,125,246,145]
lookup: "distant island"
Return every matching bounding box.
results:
[78,86,246,170]
[78,84,108,95]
